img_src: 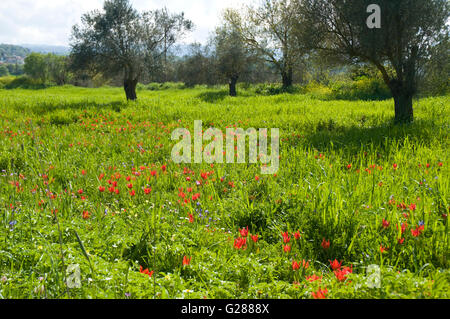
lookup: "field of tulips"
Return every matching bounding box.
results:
[0,85,448,299]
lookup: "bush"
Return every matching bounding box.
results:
[302,77,391,101]
[137,82,186,91]
[0,75,51,89]
[253,83,301,95]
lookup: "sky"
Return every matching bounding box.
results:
[0,0,246,47]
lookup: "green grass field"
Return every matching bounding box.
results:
[0,85,448,299]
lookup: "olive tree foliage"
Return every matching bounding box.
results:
[212,24,254,96]
[224,0,307,88]
[24,53,71,85]
[70,0,192,100]
[177,43,217,87]
[298,0,450,123]
[420,32,450,96]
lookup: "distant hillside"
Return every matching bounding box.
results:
[0,44,30,64]
[21,44,70,56]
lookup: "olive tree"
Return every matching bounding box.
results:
[70,0,192,100]
[299,0,449,123]
[224,0,306,88]
[213,24,253,96]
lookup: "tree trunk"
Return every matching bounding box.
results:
[281,68,293,89]
[389,80,414,123]
[229,76,238,97]
[124,79,138,101]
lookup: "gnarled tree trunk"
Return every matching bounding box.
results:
[229,76,238,97]
[124,79,138,101]
[281,67,293,89]
[389,79,414,123]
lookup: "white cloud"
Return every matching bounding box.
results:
[0,0,245,46]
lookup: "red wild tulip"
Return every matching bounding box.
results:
[239,226,249,237]
[306,274,322,282]
[283,245,291,253]
[144,187,152,195]
[334,266,352,282]
[382,219,390,228]
[188,214,194,223]
[182,256,191,266]
[292,260,300,271]
[321,238,330,250]
[294,231,301,240]
[139,266,154,278]
[234,237,247,250]
[312,287,328,299]
[329,259,342,270]
[251,234,259,243]
[82,211,90,220]
[98,186,105,192]
[282,231,290,243]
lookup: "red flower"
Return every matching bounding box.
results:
[139,266,154,278]
[411,227,422,237]
[397,222,408,234]
[393,163,398,170]
[188,214,194,223]
[382,219,390,228]
[144,187,152,195]
[292,260,300,271]
[82,211,90,220]
[161,165,167,172]
[409,203,416,211]
[130,190,135,197]
[127,183,133,189]
[234,237,247,250]
[294,231,301,240]
[239,226,249,237]
[312,287,328,299]
[329,259,342,270]
[251,234,259,243]
[283,245,291,253]
[77,189,83,195]
[98,186,105,192]
[321,238,330,250]
[282,231,290,243]
[182,256,191,266]
[398,238,405,245]
[306,274,322,282]
[347,164,352,170]
[380,244,388,253]
[334,266,352,282]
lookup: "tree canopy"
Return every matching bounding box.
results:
[70,0,192,100]
[299,0,450,122]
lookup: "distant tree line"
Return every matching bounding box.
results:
[3,0,448,123]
